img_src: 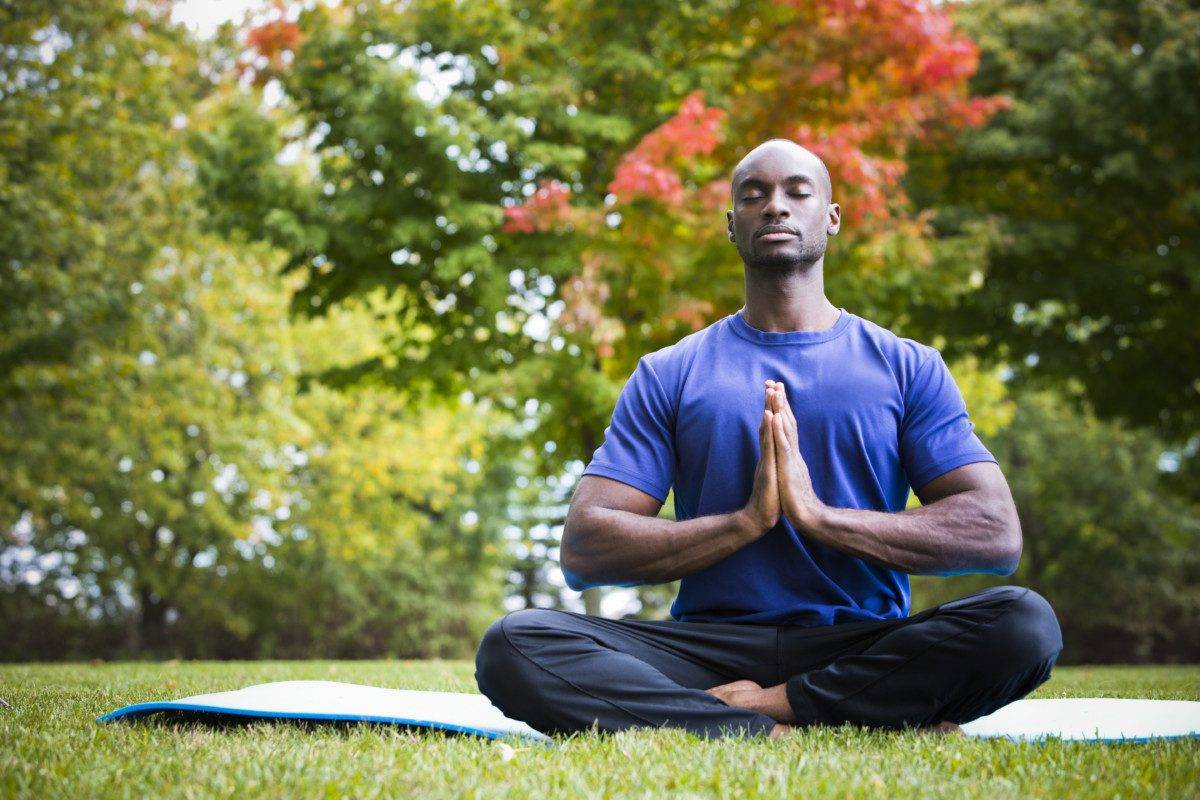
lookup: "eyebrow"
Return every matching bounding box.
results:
[736,174,816,192]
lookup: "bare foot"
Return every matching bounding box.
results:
[926,720,962,735]
[709,680,791,738]
[705,679,764,709]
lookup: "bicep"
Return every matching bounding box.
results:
[913,461,1013,507]
[561,475,664,591]
[567,474,664,524]
[912,459,1023,575]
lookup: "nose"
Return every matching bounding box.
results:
[762,186,790,220]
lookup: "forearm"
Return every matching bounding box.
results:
[562,507,761,586]
[804,491,1021,576]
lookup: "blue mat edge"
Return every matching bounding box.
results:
[97,702,1200,745]
[968,730,1199,744]
[96,702,557,746]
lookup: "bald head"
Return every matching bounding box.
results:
[726,137,842,271]
[731,139,833,204]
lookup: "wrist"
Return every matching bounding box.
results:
[732,508,768,541]
[794,502,831,538]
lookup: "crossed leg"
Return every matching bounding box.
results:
[707,586,1063,732]
[474,585,1062,739]
[474,608,781,739]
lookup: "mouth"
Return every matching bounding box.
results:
[756,228,798,242]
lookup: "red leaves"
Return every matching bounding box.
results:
[238,1,303,85]
[607,91,727,206]
[246,18,302,61]
[908,36,978,91]
[608,159,687,206]
[501,180,575,234]
[941,95,1014,128]
[505,92,727,235]
[744,0,1009,230]
[807,62,843,87]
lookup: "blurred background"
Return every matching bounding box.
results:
[2,0,1197,665]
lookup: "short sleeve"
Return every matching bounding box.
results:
[580,357,676,504]
[899,352,997,492]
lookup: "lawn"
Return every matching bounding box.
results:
[1,661,1197,799]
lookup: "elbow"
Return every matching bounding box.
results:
[559,521,597,591]
[991,555,1020,577]
[989,524,1023,576]
[560,547,592,592]
[561,564,593,593]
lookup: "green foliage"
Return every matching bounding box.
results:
[0,1,505,661]
[187,91,316,248]
[0,0,202,381]
[0,230,507,659]
[907,0,1200,492]
[2,662,1199,799]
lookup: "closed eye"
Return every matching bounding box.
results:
[740,192,811,201]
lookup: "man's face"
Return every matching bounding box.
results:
[726,144,840,272]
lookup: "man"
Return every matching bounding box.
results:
[474,138,1062,739]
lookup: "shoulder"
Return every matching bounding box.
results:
[639,315,731,406]
[847,312,940,390]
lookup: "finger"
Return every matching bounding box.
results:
[771,387,784,417]
[775,382,796,422]
[772,412,790,462]
[776,384,800,445]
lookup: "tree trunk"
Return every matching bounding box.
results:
[582,587,603,617]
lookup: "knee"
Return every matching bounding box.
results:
[986,586,1063,666]
[494,607,564,639]
[474,609,561,702]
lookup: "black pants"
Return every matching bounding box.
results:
[474,585,1063,738]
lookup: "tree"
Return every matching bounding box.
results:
[0,1,507,659]
[906,0,1200,496]
[0,226,510,660]
[0,0,204,382]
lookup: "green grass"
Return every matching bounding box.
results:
[1,662,1197,799]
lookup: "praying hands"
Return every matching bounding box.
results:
[741,380,830,536]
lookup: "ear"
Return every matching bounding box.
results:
[826,202,842,236]
[727,209,735,241]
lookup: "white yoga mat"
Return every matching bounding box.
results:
[98,680,552,744]
[99,680,1200,743]
[959,697,1200,742]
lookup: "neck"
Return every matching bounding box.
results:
[741,258,839,332]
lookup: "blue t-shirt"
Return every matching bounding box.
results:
[570,306,998,627]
